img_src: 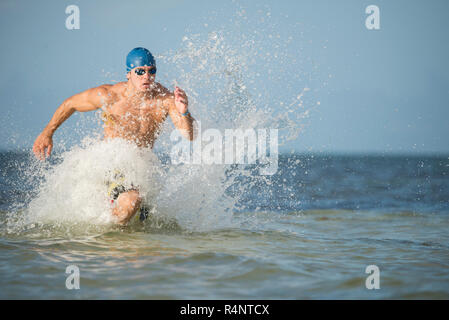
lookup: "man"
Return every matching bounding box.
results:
[32,47,195,225]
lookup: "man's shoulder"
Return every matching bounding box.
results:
[105,82,127,94]
[80,83,124,105]
[86,82,124,95]
[96,82,127,100]
[154,82,174,100]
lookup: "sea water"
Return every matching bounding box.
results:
[0,151,448,299]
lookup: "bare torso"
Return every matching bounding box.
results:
[101,82,173,148]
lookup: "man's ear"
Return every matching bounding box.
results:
[126,72,130,80]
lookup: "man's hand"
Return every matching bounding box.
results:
[168,86,195,141]
[174,86,188,114]
[33,132,53,160]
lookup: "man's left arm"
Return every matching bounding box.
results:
[167,86,195,141]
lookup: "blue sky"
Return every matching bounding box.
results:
[0,0,448,154]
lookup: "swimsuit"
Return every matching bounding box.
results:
[106,170,149,221]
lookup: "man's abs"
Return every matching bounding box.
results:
[100,83,170,148]
[103,123,161,148]
[101,106,168,148]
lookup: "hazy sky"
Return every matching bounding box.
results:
[0,0,448,154]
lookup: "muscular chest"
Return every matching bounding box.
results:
[105,98,167,130]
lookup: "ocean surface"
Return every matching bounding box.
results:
[0,150,448,299]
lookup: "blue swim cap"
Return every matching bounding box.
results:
[126,47,156,73]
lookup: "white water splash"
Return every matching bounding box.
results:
[26,138,162,225]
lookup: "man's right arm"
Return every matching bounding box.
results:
[33,85,112,160]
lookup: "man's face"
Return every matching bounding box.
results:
[127,66,156,92]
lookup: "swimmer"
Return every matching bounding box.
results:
[32,47,195,225]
